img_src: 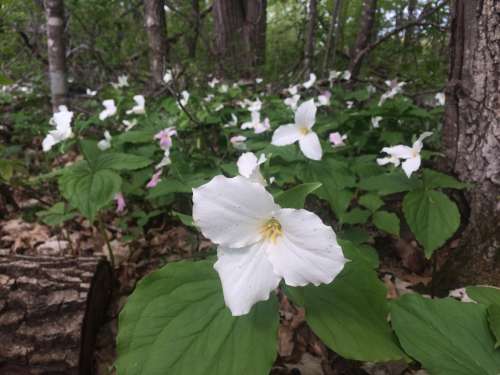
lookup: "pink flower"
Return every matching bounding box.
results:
[146,170,163,188]
[329,132,347,147]
[154,127,177,151]
[114,192,126,213]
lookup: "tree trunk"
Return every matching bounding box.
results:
[144,0,168,88]
[439,0,500,288]
[403,0,418,48]
[348,0,378,79]
[187,0,200,58]
[212,0,266,78]
[0,255,112,374]
[321,0,343,75]
[43,0,67,111]
[303,0,318,76]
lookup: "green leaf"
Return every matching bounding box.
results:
[36,202,77,226]
[147,178,201,199]
[303,262,405,362]
[488,305,500,349]
[467,286,500,306]
[391,294,500,375]
[171,211,195,227]
[372,211,400,236]
[116,261,279,375]
[59,162,121,221]
[117,130,156,144]
[275,182,322,209]
[422,169,469,190]
[359,172,421,195]
[359,193,384,212]
[339,240,379,268]
[95,152,152,171]
[403,189,460,257]
[0,159,13,181]
[340,208,371,225]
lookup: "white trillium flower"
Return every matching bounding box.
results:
[371,116,383,128]
[247,98,262,112]
[241,111,270,134]
[204,94,214,102]
[224,113,238,128]
[126,95,145,115]
[342,70,351,81]
[208,77,219,88]
[192,176,347,316]
[99,99,117,121]
[329,70,342,81]
[317,91,331,107]
[284,94,300,111]
[435,92,445,106]
[346,101,354,109]
[163,70,173,84]
[230,135,247,150]
[237,152,267,186]
[329,132,347,147]
[256,78,263,84]
[97,131,112,151]
[367,84,376,94]
[112,75,129,89]
[272,99,323,161]
[219,84,229,93]
[42,106,74,152]
[377,132,433,177]
[287,85,299,96]
[178,90,190,107]
[379,80,406,106]
[86,89,97,97]
[303,73,316,89]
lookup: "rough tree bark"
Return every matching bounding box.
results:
[303,0,318,76]
[43,0,67,111]
[0,255,112,374]
[212,0,267,78]
[321,0,343,75]
[187,0,200,58]
[439,0,500,287]
[144,0,168,88]
[348,0,378,79]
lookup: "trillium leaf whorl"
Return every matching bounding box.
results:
[192,175,347,316]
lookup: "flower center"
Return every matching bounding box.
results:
[261,218,283,243]
[299,127,310,135]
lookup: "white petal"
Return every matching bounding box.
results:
[271,124,301,146]
[377,156,400,167]
[192,175,278,248]
[266,209,347,287]
[381,145,414,159]
[237,152,258,178]
[412,131,433,153]
[298,131,322,160]
[214,243,281,316]
[295,99,316,129]
[42,135,56,152]
[401,156,421,178]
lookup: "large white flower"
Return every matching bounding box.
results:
[192,176,347,316]
[237,152,267,185]
[42,106,74,152]
[99,99,117,121]
[272,99,323,160]
[377,132,433,177]
[126,95,145,115]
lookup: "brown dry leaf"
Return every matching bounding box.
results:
[285,353,324,375]
[1,219,50,253]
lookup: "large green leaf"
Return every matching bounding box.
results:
[303,262,405,362]
[391,294,500,375]
[339,240,379,268]
[359,172,420,195]
[275,182,322,209]
[372,211,400,236]
[36,202,77,226]
[116,261,279,375]
[403,189,460,257]
[422,169,469,190]
[467,286,500,348]
[59,162,121,220]
[95,152,152,171]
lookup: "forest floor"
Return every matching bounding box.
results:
[0,182,436,375]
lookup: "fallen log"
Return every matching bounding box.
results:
[0,255,112,375]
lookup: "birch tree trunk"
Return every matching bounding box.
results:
[348,0,378,79]
[303,0,318,76]
[439,0,500,288]
[43,0,67,111]
[144,0,168,88]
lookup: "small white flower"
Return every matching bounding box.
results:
[154,127,177,151]
[377,132,433,177]
[237,152,267,185]
[272,99,322,160]
[329,70,342,81]
[112,75,129,89]
[208,77,220,88]
[241,111,270,134]
[42,106,74,152]
[284,94,300,111]
[371,116,383,128]
[163,70,173,84]
[379,80,406,106]
[255,78,263,84]
[178,90,190,107]
[317,91,331,107]
[122,119,137,131]
[342,70,351,81]
[204,94,214,102]
[97,131,112,151]
[215,104,224,112]
[247,98,262,112]
[99,99,117,121]
[287,85,299,96]
[435,92,445,106]
[192,175,347,316]
[230,135,247,150]
[303,73,316,89]
[86,89,97,97]
[164,4,170,12]
[126,95,145,115]
[346,101,354,109]
[219,84,229,93]
[329,132,347,147]
[156,150,172,169]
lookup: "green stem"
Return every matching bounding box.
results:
[98,218,115,268]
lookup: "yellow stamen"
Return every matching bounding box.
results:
[261,218,283,244]
[299,127,310,135]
